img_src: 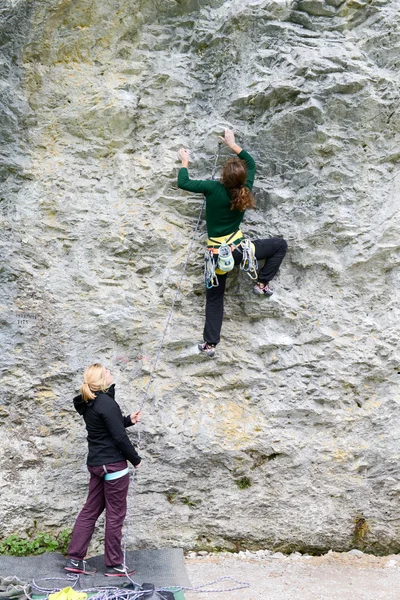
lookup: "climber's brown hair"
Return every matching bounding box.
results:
[222,157,255,212]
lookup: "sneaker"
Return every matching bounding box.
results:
[64,558,96,575]
[104,564,136,577]
[198,342,216,357]
[253,282,273,297]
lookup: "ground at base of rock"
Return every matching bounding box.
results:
[185,552,400,600]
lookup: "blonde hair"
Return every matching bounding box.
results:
[81,363,108,402]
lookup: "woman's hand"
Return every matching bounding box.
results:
[218,129,242,155]
[130,410,142,425]
[178,148,190,168]
[218,128,235,148]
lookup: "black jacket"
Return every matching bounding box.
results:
[73,384,141,467]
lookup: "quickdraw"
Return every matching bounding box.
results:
[239,238,258,280]
[204,248,219,288]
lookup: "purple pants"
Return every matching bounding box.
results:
[68,460,130,567]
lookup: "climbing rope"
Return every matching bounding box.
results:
[121,154,207,573]
[119,142,251,592]
[122,149,223,569]
[160,575,251,594]
[23,576,79,600]
[25,574,250,599]
[135,142,221,422]
[203,143,222,288]
[118,142,250,594]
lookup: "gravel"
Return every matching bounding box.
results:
[185,551,400,600]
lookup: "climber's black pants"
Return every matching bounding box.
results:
[203,237,288,346]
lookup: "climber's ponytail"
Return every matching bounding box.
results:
[230,185,255,212]
[80,363,108,402]
[222,158,255,212]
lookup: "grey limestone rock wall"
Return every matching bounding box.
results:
[1,0,400,554]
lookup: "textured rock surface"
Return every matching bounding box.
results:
[1,0,400,554]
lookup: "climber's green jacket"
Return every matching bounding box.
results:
[177,149,256,238]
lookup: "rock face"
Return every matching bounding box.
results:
[1,0,400,554]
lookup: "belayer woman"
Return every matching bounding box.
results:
[177,129,287,357]
[64,363,142,576]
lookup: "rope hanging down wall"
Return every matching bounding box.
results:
[121,142,250,593]
[136,142,221,424]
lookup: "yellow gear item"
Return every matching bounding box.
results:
[49,588,88,600]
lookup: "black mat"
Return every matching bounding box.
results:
[0,549,191,589]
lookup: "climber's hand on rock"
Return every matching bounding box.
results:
[134,461,141,469]
[218,129,242,155]
[218,128,235,148]
[178,148,190,167]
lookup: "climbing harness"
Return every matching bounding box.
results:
[207,230,238,277]
[239,238,258,280]
[205,232,258,284]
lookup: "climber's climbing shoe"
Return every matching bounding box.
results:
[253,282,273,297]
[198,342,216,358]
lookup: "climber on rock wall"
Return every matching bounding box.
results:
[177,129,288,357]
[65,363,142,577]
